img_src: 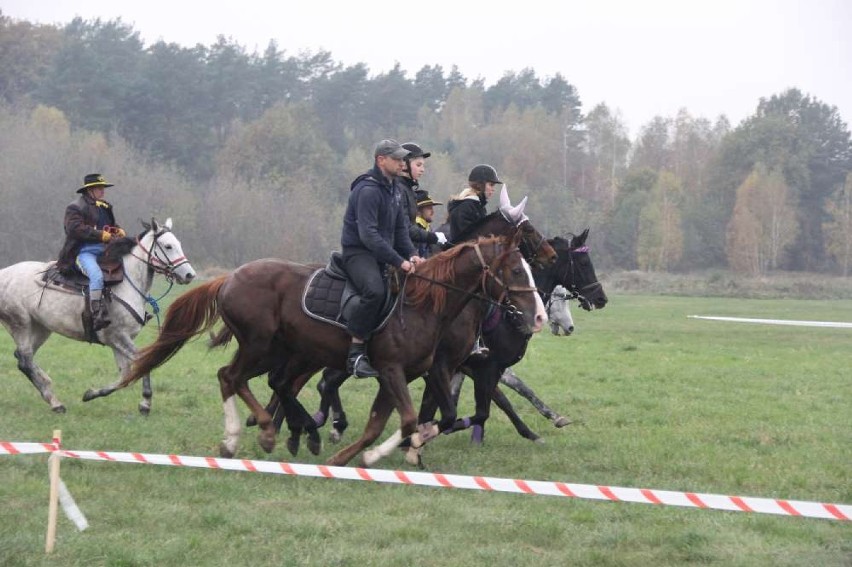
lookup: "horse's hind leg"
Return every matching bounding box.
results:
[112,335,152,415]
[13,325,64,412]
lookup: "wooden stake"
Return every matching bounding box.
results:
[45,429,61,554]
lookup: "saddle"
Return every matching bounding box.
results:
[40,259,127,344]
[301,252,398,333]
[41,258,125,293]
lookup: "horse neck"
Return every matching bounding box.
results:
[121,237,156,295]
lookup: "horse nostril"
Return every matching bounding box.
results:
[185,272,195,282]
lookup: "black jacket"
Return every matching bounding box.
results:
[397,176,438,246]
[447,193,487,244]
[340,164,416,267]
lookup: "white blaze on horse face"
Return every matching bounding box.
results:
[521,258,547,332]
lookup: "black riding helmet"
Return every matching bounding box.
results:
[402,142,431,175]
[468,164,503,184]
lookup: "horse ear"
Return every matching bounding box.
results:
[573,228,590,247]
[499,184,510,209]
[151,218,160,233]
[140,219,151,231]
[164,217,173,230]
[506,196,529,224]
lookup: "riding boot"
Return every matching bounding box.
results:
[91,296,111,331]
[346,342,379,378]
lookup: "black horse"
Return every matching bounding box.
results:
[415,230,607,449]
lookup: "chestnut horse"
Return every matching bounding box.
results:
[99,236,547,465]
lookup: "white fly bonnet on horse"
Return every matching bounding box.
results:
[498,185,529,225]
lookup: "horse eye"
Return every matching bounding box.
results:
[165,245,174,250]
[512,267,523,276]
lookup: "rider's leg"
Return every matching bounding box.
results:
[77,248,110,330]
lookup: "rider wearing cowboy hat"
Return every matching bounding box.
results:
[414,189,443,258]
[57,173,126,331]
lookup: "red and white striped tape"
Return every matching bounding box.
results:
[2,440,849,521]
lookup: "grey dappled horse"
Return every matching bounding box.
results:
[0,218,195,413]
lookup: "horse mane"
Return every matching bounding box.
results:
[405,236,500,314]
[454,211,502,243]
[102,236,138,262]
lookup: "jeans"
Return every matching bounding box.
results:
[76,243,106,291]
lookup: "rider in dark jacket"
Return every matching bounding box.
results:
[447,164,502,243]
[447,164,504,357]
[397,142,448,251]
[341,139,423,377]
[57,173,125,331]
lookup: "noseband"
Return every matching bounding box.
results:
[133,228,189,281]
[555,245,602,305]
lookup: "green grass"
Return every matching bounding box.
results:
[1,294,850,566]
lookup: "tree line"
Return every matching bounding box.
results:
[1,13,851,275]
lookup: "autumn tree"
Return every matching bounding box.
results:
[824,173,852,275]
[636,170,684,271]
[726,164,798,274]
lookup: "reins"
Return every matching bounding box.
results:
[122,228,182,327]
[404,242,537,312]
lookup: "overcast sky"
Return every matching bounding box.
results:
[3,0,850,137]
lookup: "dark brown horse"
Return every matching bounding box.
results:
[101,236,547,465]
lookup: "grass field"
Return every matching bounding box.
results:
[1,293,850,566]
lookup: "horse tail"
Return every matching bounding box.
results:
[120,276,228,388]
[208,325,234,349]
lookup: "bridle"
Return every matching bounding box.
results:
[549,244,602,306]
[498,210,549,269]
[406,242,537,317]
[131,227,189,281]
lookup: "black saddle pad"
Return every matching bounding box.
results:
[301,254,397,333]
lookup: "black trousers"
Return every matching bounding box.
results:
[343,251,386,340]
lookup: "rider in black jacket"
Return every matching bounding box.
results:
[340,139,424,377]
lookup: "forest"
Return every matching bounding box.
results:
[1,13,851,275]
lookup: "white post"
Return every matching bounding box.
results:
[45,429,61,554]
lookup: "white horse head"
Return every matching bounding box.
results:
[498,184,529,225]
[547,285,575,336]
[138,217,196,284]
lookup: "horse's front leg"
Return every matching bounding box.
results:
[500,367,571,427]
[468,362,503,445]
[491,385,541,443]
[327,384,396,467]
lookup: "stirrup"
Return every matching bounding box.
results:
[347,354,380,378]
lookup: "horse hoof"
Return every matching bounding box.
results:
[362,449,379,467]
[219,443,235,459]
[307,437,322,456]
[286,437,299,456]
[329,429,342,444]
[51,405,67,414]
[553,416,572,428]
[258,433,276,454]
[138,403,150,416]
[82,389,96,402]
[470,425,484,445]
[533,437,546,444]
[245,415,257,427]
[404,448,421,467]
